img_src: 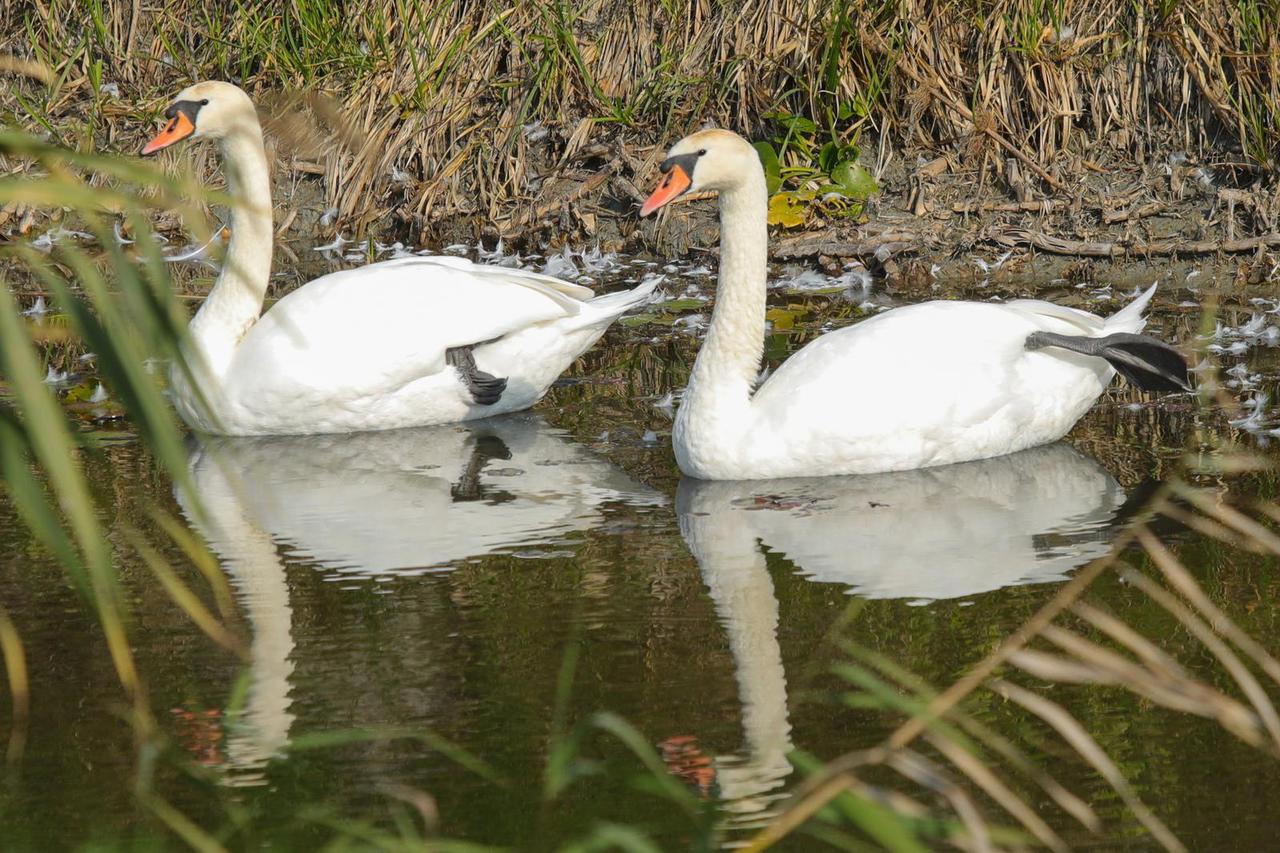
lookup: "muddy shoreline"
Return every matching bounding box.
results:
[3,117,1277,294]
[244,129,1280,296]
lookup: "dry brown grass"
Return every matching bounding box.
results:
[0,0,1276,239]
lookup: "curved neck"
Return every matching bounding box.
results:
[189,120,273,374]
[677,172,770,438]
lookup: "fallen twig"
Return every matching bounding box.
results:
[773,230,922,260]
[953,200,1063,214]
[1102,202,1165,225]
[990,228,1280,257]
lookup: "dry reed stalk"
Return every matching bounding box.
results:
[747,467,1280,850]
[1,0,1276,235]
[0,605,29,765]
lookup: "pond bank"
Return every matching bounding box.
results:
[2,1,1278,268]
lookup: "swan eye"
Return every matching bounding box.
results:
[200,99,209,106]
[697,148,707,156]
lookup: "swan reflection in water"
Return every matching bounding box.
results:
[675,442,1127,831]
[176,414,662,784]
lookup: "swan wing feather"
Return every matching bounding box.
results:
[747,301,1106,472]
[1001,298,1104,335]
[384,256,596,310]
[227,256,590,399]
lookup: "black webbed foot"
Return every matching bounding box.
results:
[446,345,508,405]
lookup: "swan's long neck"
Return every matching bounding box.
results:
[675,171,769,464]
[188,123,273,374]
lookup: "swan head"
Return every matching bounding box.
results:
[142,81,259,155]
[640,129,760,216]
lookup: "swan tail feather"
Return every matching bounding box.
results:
[588,276,660,316]
[1026,330,1192,392]
[390,256,595,313]
[1104,283,1158,335]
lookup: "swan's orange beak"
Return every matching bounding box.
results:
[141,111,195,155]
[640,164,691,216]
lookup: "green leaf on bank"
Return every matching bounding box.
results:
[763,111,817,136]
[828,160,878,199]
[753,141,783,195]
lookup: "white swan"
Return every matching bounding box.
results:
[641,129,1190,480]
[142,81,655,435]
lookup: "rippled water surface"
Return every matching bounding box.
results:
[3,250,1280,849]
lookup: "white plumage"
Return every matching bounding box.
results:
[172,253,654,434]
[146,81,652,436]
[735,286,1154,478]
[641,129,1185,480]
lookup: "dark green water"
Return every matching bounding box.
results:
[2,256,1280,850]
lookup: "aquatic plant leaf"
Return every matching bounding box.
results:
[0,605,29,764]
[23,244,195,502]
[561,822,665,853]
[1121,562,1280,751]
[152,510,237,619]
[126,529,243,655]
[839,640,1100,832]
[287,728,507,787]
[1135,525,1280,687]
[990,680,1185,853]
[887,749,997,852]
[657,298,705,312]
[921,733,1066,852]
[142,794,227,853]
[589,711,701,815]
[825,788,932,853]
[767,192,808,227]
[829,162,878,200]
[765,307,799,330]
[0,283,143,702]
[0,414,84,583]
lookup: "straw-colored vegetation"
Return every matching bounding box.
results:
[744,472,1280,851]
[1,0,1277,241]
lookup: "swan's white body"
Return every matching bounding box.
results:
[680,289,1154,479]
[648,130,1169,480]
[153,82,653,436]
[172,254,654,435]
